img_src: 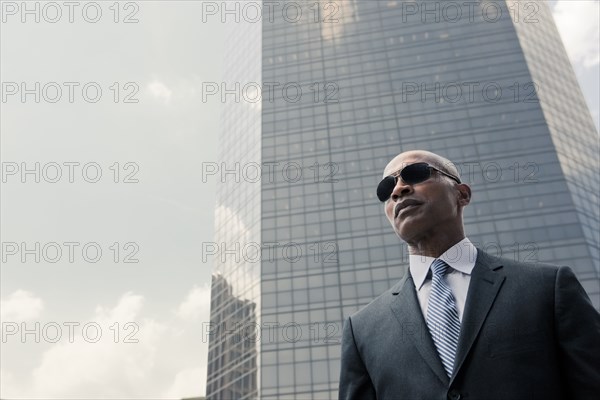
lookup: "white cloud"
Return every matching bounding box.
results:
[176,284,212,321]
[163,366,207,399]
[0,290,44,322]
[28,292,166,398]
[552,1,600,68]
[214,204,251,243]
[94,291,144,322]
[147,80,173,104]
[1,290,210,399]
[0,369,18,396]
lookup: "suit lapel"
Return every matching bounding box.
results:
[451,250,505,382]
[389,271,449,386]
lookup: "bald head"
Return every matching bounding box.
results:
[383,150,460,181]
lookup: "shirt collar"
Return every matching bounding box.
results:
[409,237,478,291]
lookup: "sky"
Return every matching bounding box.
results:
[0,1,598,398]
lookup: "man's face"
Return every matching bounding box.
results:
[383,154,463,244]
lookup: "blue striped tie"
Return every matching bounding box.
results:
[426,259,461,378]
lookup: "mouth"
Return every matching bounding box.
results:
[394,200,423,219]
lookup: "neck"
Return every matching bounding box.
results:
[406,229,465,258]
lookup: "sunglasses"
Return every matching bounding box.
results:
[377,162,461,202]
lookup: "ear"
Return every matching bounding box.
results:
[456,183,471,207]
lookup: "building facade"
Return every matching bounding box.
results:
[206,1,599,398]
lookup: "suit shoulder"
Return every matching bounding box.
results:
[478,249,563,279]
[348,276,407,323]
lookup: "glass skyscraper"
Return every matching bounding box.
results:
[206,1,599,398]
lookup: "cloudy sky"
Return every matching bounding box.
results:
[1,1,598,398]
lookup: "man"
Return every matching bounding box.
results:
[339,150,600,400]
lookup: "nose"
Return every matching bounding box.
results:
[390,177,413,202]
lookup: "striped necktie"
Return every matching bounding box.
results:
[426,259,461,378]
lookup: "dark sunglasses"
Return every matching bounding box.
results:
[377,162,461,202]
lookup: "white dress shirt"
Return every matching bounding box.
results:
[409,238,478,322]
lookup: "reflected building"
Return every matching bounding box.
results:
[206,1,599,399]
[206,275,258,399]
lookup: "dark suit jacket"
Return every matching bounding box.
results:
[339,250,600,400]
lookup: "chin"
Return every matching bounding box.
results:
[396,220,425,243]
[395,224,412,242]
